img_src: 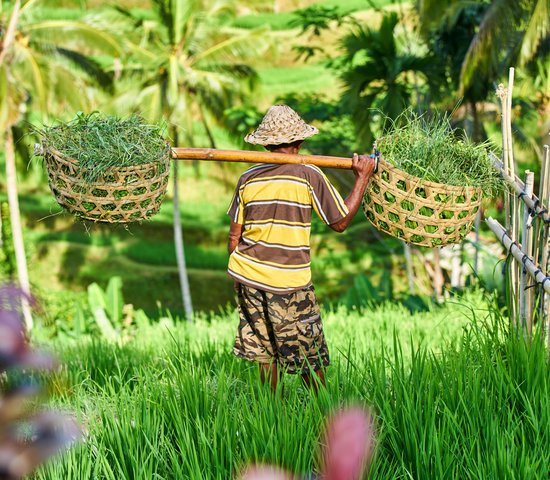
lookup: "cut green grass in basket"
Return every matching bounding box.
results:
[376,110,502,198]
[37,113,170,183]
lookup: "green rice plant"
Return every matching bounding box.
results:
[36,113,169,183]
[38,296,550,479]
[377,110,502,198]
[37,291,550,479]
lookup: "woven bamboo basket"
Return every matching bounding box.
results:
[363,158,482,247]
[41,144,170,223]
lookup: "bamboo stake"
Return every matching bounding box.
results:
[542,145,550,347]
[537,146,550,325]
[404,243,416,294]
[496,84,511,231]
[493,154,550,223]
[432,247,444,302]
[473,210,481,276]
[533,149,546,266]
[496,83,516,322]
[520,171,534,335]
[506,70,522,324]
[486,217,550,296]
[507,68,516,182]
[171,148,354,170]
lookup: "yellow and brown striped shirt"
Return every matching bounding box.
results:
[227,163,349,293]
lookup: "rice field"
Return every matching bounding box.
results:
[35,291,550,479]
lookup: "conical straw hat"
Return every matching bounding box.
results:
[244,105,319,146]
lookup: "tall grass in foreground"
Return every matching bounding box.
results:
[36,293,550,479]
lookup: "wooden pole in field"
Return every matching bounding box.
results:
[496,85,511,232]
[497,76,519,324]
[520,171,535,335]
[496,85,514,321]
[404,243,416,294]
[487,218,550,296]
[537,146,550,327]
[493,154,550,223]
[542,145,550,348]
[473,210,481,276]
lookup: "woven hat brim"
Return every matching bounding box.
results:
[244,124,319,146]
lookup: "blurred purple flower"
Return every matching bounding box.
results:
[0,284,81,479]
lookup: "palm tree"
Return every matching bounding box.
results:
[417,0,549,97]
[0,0,119,330]
[111,0,269,320]
[336,12,442,149]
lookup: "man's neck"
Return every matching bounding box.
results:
[270,146,300,155]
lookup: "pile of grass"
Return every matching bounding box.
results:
[377,111,501,198]
[39,113,169,182]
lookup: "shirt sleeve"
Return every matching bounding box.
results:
[308,167,349,225]
[227,181,245,225]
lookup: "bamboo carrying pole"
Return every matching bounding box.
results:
[171,148,354,170]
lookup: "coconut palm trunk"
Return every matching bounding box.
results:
[172,130,193,321]
[4,128,33,330]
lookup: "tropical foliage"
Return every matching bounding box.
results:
[335,13,442,148]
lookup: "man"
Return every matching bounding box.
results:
[227,105,375,391]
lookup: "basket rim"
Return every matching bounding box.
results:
[379,157,482,195]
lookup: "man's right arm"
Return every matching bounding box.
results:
[329,154,375,233]
[228,221,244,255]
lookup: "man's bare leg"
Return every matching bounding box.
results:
[259,363,280,393]
[302,369,325,393]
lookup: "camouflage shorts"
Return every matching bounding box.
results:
[233,284,330,374]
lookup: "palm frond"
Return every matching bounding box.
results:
[0,66,26,130]
[459,0,523,92]
[25,20,120,55]
[520,0,550,64]
[189,26,269,66]
[48,64,92,113]
[55,47,113,92]
[416,0,474,35]
[13,42,47,113]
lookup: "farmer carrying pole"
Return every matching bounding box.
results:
[227,105,376,391]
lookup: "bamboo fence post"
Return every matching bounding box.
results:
[432,247,444,302]
[496,84,511,231]
[486,217,550,296]
[537,145,550,325]
[450,245,462,288]
[497,74,520,324]
[492,153,550,223]
[473,210,481,276]
[507,68,516,185]
[542,145,550,348]
[404,243,416,294]
[533,142,546,265]
[520,171,535,334]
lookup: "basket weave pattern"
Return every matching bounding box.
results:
[363,158,482,247]
[44,146,170,223]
